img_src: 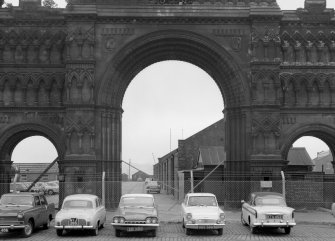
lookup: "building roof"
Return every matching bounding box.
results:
[287,147,314,166]
[198,146,225,166]
[13,162,58,174]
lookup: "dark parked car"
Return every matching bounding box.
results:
[0,192,55,237]
[145,181,161,194]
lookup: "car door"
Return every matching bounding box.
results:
[39,195,49,224]
[33,196,44,226]
[242,194,252,223]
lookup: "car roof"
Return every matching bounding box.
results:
[187,193,216,197]
[252,192,284,198]
[64,194,98,201]
[121,194,154,198]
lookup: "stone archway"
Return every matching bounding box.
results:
[0,122,65,194]
[96,30,250,206]
[281,123,335,169]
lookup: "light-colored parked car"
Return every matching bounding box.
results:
[241,192,296,234]
[112,194,159,237]
[36,182,59,195]
[54,194,106,236]
[181,193,225,236]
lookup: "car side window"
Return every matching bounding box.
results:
[34,196,41,206]
[95,199,99,208]
[39,195,47,205]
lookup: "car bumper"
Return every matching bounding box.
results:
[146,189,160,193]
[252,221,296,228]
[0,225,26,230]
[55,225,94,230]
[185,223,225,229]
[112,223,159,231]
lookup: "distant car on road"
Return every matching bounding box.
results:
[112,194,159,237]
[35,182,59,195]
[241,192,296,234]
[181,193,225,235]
[0,192,55,237]
[55,194,106,236]
[9,182,28,193]
[145,181,161,194]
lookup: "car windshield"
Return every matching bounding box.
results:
[0,195,33,206]
[188,196,217,206]
[120,197,154,207]
[63,200,93,209]
[255,196,287,206]
[147,181,158,186]
[47,183,57,187]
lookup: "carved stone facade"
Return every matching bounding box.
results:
[1,0,335,207]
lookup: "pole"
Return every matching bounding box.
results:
[281,171,285,200]
[190,170,194,193]
[102,171,105,206]
[129,159,131,181]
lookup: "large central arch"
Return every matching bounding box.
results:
[98,30,249,108]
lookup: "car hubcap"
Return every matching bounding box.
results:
[25,224,32,235]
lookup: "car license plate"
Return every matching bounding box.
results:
[198,225,214,229]
[266,215,283,219]
[1,228,8,233]
[127,227,144,232]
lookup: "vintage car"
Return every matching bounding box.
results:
[0,192,55,237]
[112,194,159,237]
[35,182,59,195]
[145,181,161,194]
[241,192,296,234]
[54,194,106,236]
[181,193,225,235]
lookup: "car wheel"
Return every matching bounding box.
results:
[217,228,223,235]
[284,227,291,234]
[115,229,122,237]
[92,224,99,236]
[56,229,63,236]
[149,230,156,237]
[185,228,191,236]
[241,213,247,226]
[43,218,50,229]
[250,225,257,234]
[48,190,54,195]
[22,220,34,238]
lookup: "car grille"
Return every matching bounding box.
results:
[125,220,146,224]
[60,218,87,226]
[196,219,216,224]
[0,216,21,225]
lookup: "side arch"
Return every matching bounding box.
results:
[280,124,335,160]
[0,122,66,161]
[96,29,249,109]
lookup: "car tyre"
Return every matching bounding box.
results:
[149,230,156,237]
[241,214,247,226]
[250,225,257,234]
[185,228,191,236]
[284,227,291,234]
[115,229,122,237]
[22,220,34,237]
[217,228,223,235]
[43,218,50,229]
[56,229,63,236]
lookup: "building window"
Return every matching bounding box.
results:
[20,174,27,182]
[41,175,49,182]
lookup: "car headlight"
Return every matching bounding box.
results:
[151,218,158,224]
[146,218,152,224]
[219,213,225,220]
[119,217,125,223]
[186,213,192,220]
[113,217,119,223]
[17,213,24,219]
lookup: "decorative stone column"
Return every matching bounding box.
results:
[0,161,12,196]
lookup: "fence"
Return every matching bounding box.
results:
[160,172,335,210]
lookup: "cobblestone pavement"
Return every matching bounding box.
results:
[1,222,335,241]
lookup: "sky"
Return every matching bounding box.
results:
[8,0,335,176]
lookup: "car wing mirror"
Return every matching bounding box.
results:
[241,200,245,204]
